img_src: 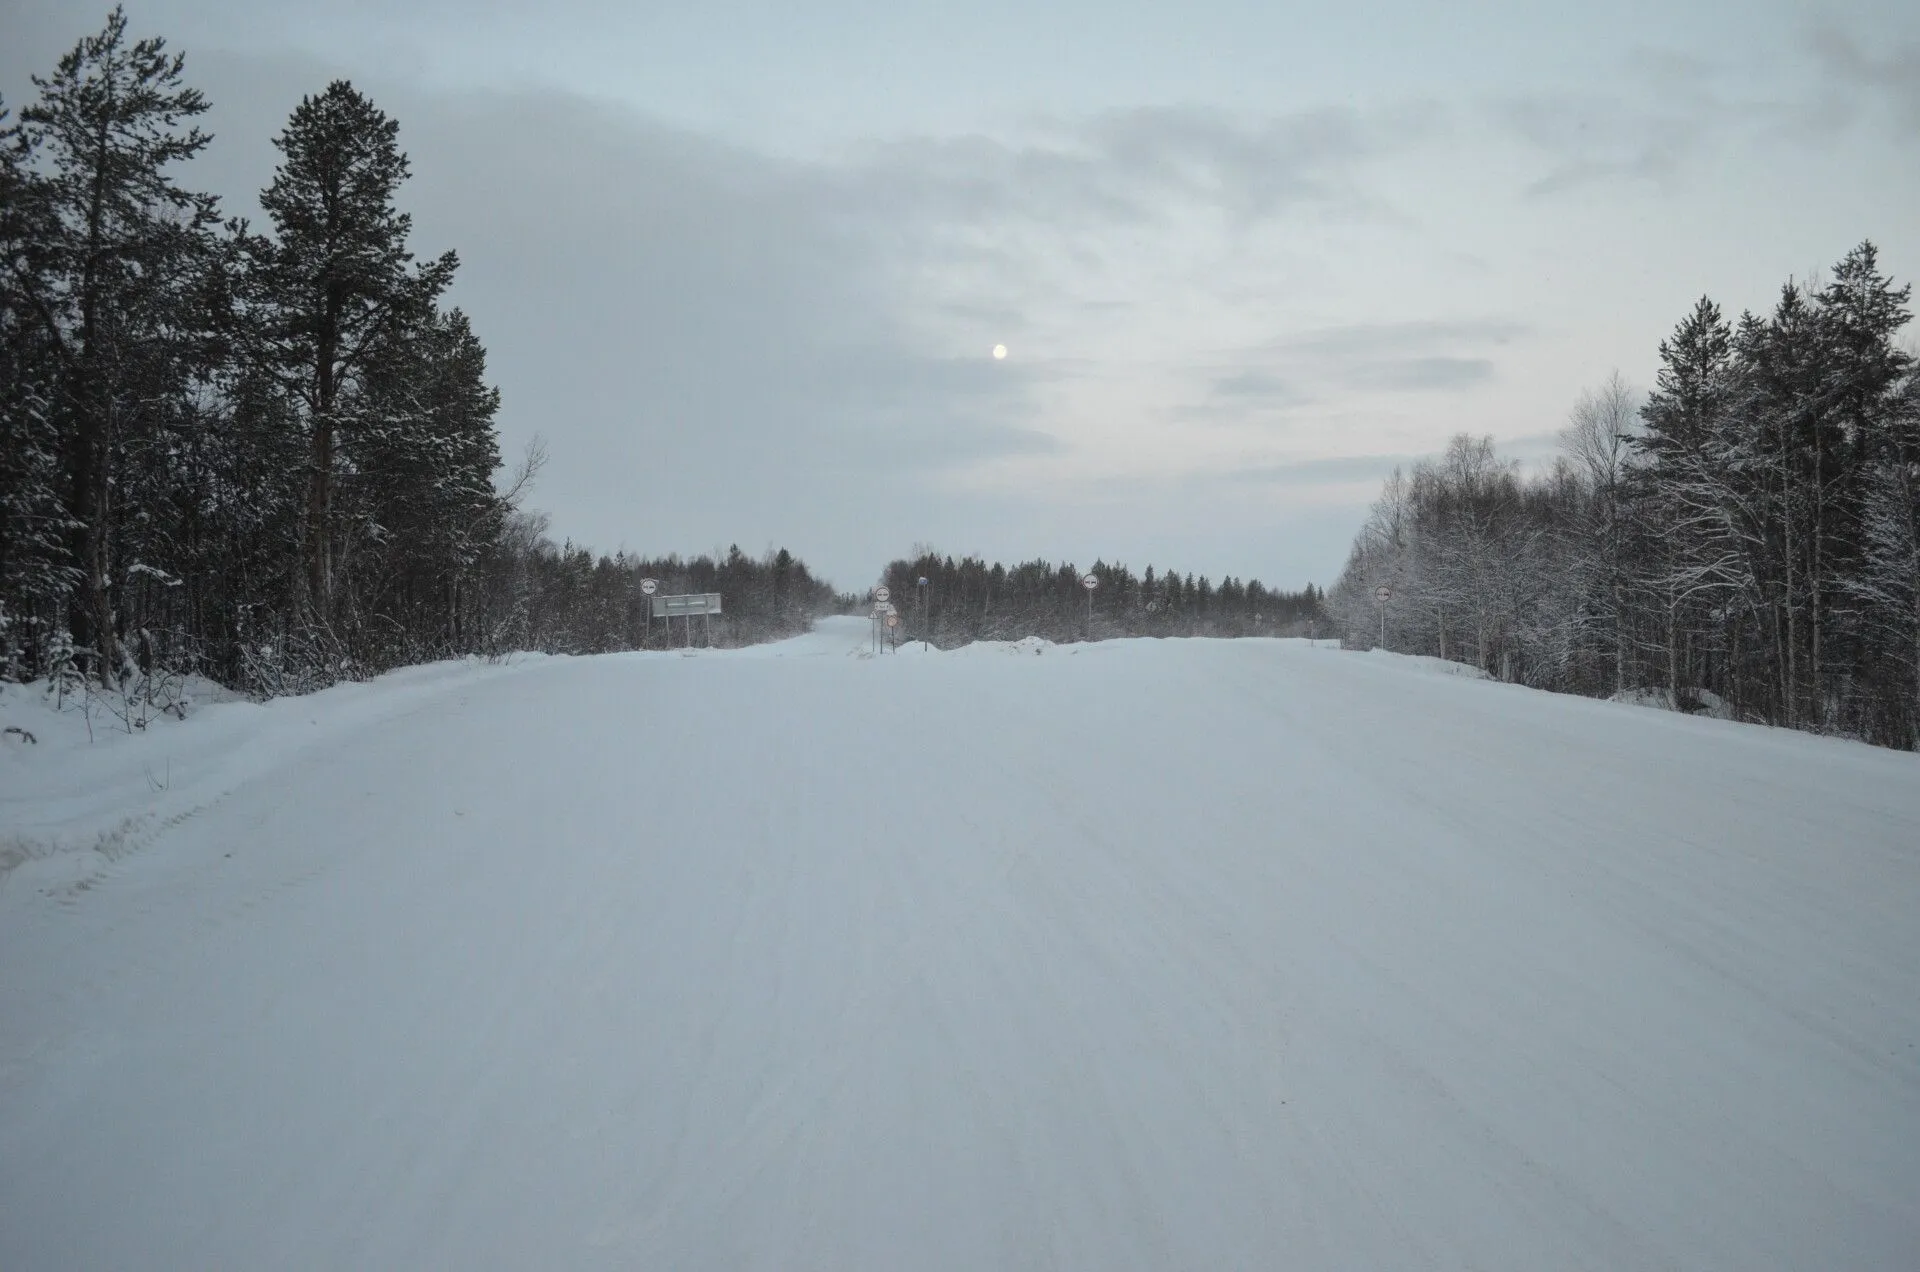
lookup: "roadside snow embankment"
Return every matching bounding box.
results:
[0,656,548,885]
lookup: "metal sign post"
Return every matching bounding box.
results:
[651,593,723,648]
[917,576,929,651]
[1375,583,1391,650]
[1082,572,1099,638]
[640,578,658,647]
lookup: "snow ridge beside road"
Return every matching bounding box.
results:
[0,654,554,888]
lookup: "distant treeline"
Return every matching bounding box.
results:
[1328,241,1918,750]
[0,11,835,700]
[502,530,836,655]
[877,552,1323,646]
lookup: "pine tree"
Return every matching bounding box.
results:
[16,7,219,684]
[252,80,456,623]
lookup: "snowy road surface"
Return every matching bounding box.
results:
[3,617,1918,1269]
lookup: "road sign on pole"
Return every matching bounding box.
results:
[1375,584,1391,649]
[640,579,658,645]
[874,586,890,603]
[651,593,722,648]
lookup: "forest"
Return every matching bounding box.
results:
[876,551,1322,647]
[1328,242,1919,750]
[0,10,835,703]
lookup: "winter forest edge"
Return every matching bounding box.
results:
[1328,251,1919,752]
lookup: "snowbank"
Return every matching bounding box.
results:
[0,655,549,883]
[1362,648,1495,680]
[1609,686,1737,720]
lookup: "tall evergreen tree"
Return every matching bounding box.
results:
[350,307,502,656]
[15,7,219,684]
[251,80,456,622]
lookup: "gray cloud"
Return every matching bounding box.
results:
[1806,25,1920,135]
[1344,356,1493,391]
[1211,371,1309,402]
[1499,86,1713,197]
[1489,41,1798,197]
[1497,28,1920,197]
[1265,319,1528,359]
[835,101,1434,245]
[1180,318,1524,423]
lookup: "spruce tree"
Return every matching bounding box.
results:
[351,306,502,654]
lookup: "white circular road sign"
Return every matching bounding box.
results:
[1375,584,1392,602]
[1082,574,1099,590]
[640,578,658,595]
[874,586,891,602]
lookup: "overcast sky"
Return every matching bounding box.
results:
[5,1,1918,591]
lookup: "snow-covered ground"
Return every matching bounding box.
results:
[3,616,1917,1269]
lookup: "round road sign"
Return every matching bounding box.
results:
[886,614,899,628]
[1082,574,1099,590]
[874,586,891,602]
[640,578,658,595]
[917,577,929,587]
[1375,584,1392,602]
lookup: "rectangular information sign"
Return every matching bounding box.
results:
[652,593,723,618]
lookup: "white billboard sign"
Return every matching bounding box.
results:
[652,592,723,618]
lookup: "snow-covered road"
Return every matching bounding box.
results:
[3,617,1918,1269]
